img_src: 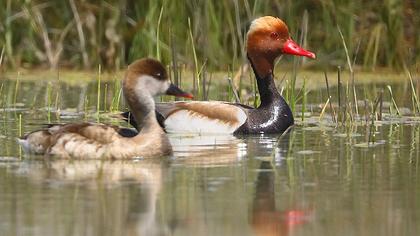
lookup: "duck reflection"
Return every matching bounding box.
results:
[169,133,285,166]
[13,159,168,236]
[251,161,311,236]
[169,134,247,166]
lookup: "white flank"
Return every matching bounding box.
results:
[164,108,247,134]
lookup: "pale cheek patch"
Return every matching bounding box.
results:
[164,110,240,134]
[136,75,165,97]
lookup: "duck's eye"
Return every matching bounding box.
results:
[270,32,279,39]
[156,72,162,78]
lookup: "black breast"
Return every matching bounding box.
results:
[234,97,294,135]
[233,72,294,135]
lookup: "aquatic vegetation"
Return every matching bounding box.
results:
[96,64,101,121]
[387,85,401,116]
[407,70,420,114]
[0,0,418,70]
[109,77,122,112]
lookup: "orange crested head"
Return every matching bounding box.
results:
[247,16,315,60]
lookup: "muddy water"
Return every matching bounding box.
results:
[0,78,419,235]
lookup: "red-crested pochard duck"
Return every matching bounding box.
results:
[123,16,315,134]
[18,58,193,159]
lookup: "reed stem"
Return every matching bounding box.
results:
[337,66,342,122]
[188,18,200,97]
[387,85,400,116]
[324,71,336,123]
[156,4,164,61]
[407,70,420,114]
[96,64,101,122]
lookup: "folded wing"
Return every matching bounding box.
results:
[158,101,248,134]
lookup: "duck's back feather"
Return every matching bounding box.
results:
[19,123,136,157]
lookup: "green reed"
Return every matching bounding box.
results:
[156,4,164,61]
[319,97,330,121]
[338,25,358,116]
[407,70,420,114]
[13,73,20,107]
[367,92,384,144]
[46,82,52,123]
[324,71,336,122]
[96,64,101,121]
[337,66,343,122]
[301,77,307,121]
[84,95,89,121]
[378,89,383,120]
[187,17,200,97]
[18,113,22,158]
[110,80,122,112]
[0,46,4,67]
[103,83,108,112]
[252,72,260,108]
[18,113,22,137]
[0,83,3,108]
[386,85,400,116]
[227,77,240,103]
[54,69,61,120]
[1,0,416,70]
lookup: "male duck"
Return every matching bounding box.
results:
[123,16,315,134]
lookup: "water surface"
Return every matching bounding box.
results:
[0,77,419,236]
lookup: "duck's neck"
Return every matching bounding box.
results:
[125,89,161,134]
[247,53,281,107]
[232,54,293,134]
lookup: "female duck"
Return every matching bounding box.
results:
[124,16,316,135]
[18,58,192,159]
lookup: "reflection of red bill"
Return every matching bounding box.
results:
[283,209,312,226]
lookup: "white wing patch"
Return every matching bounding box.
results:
[164,106,247,134]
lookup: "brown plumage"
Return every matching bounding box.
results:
[18,58,192,159]
[164,102,243,125]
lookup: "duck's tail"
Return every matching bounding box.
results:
[16,130,51,155]
[16,137,31,154]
